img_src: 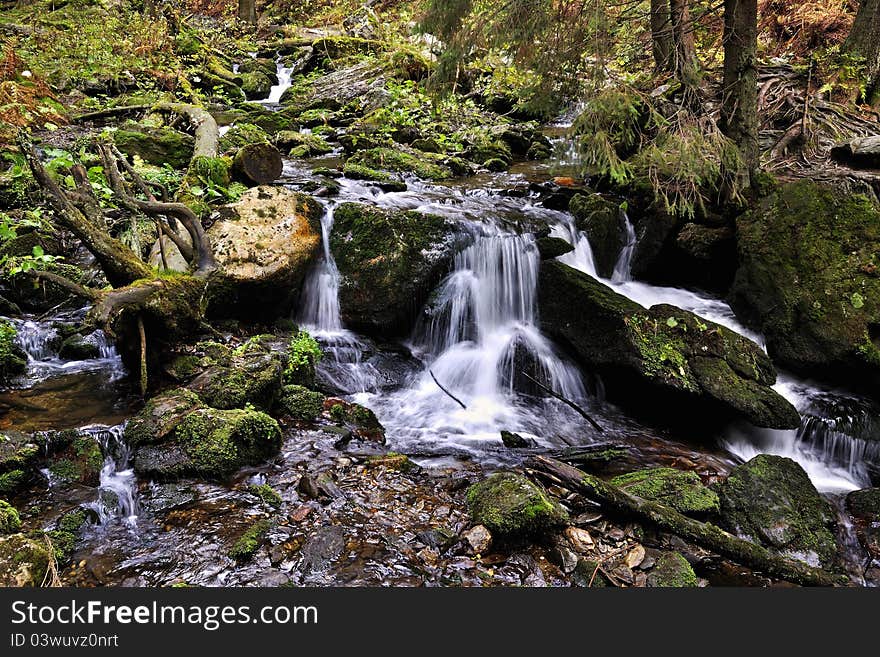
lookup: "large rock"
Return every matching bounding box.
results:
[113,122,194,169]
[569,193,623,278]
[0,533,50,586]
[206,186,323,319]
[186,340,284,411]
[730,180,880,389]
[281,60,389,113]
[0,319,27,383]
[646,551,699,587]
[0,431,40,495]
[466,471,568,538]
[126,388,282,481]
[330,202,459,336]
[610,467,719,517]
[539,260,800,429]
[716,454,837,568]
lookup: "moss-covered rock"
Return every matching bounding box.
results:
[57,332,102,360]
[539,260,800,429]
[0,432,40,496]
[716,454,837,568]
[0,319,27,383]
[206,186,323,320]
[570,193,623,279]
[646,551,699,587]
[536,236,574,260]
[218,123,270,153]
[239,103,294,134]
[229,518,273,561]
[187,344,283,411]
[466,472,568,538]
[731,180,880,388]
[46,507,90,562]
[275,130,333,158]
[346,146,464,181]
[124,388,204,448]
[46,434,103,487]
[0,533,50,586]
[330,202,459,335]
[611,467,719,517]
[240,71,273,101]
[277,384,325,420]
[247,484,282,508]
[325,398,385,443]
[0,499,21,534]
[113,122,194,169]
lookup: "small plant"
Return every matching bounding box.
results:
[283,331,322,386]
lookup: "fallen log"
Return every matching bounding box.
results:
[153,102,219,158]
[232,142,283,185]
[526,455,848,587]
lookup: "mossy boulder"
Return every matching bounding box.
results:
[46,434,104,487]
[539,260,800,429]
[846,487,880,560]
[46,507,90,562]
[275,130,333,157]
[130,390,282,481]
[611,467,720,517]
[238,103,294,134]
[0,319,27,383]
[113,122,194,169]
[206,186,323,320]
[57,332,102,360]
[646,551,699,587]
[218,123,270,153]
[536,236,574,260]
[325,398,385,443]
[466,472,568,538]
[277,384,325,421]
[330,202,459,335]
[0,432,39,495]
[730,180,880,389]
[0,533,50,586]
[187,343,283,411]
[0,499,21,534]
[570,193,624,279]
[346,146,465,181]
[240,71,274,101]
[716,454,837,568]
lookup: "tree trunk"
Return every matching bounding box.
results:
[527,456,848,587]
[232,143,283,185]
[650,0,672,71]
[238,0,257,25]
[845,0,880,106]
[720,0,759,176]
[669,0,699,85]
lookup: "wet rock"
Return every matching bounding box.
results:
[142,483,197,513]
[113,122,194,169]
[240,71,274,101]
[330,202,459,336]
[625,544,646,568]
[275,130,333,158]
[549,541,579,573]
[297,475,321,500]
[229,518,273,561]
[610,467,720,517]
[570,193,624,279]
[365,452,418,473]
[539,260,801,430]
[218,123,271,153]
[716,454,837,568]
[416,527,457,550]
[187,344,284,411]
[535,236,574,260]
[646,551,698,587]
[282,59,389,113]
[466,472,568,538]
[507,553,548,587]
[206,186,323,320]
[46,433,103,487]
[846,487,880,559]
[325,398,385,443]
[462,524,492,554]
[565,526,594,552]
[0,320,27,382]
[345,145,470,181]
[0,533,50,586]
[299,525,346,575]
[730,180,880,388]
[256,570,291,587]
[0,499,21,534]
[56,332,101,360]
[128,389,282,481]
[277,385,325,420]
[500,430,531,448]
[571,558,610,587]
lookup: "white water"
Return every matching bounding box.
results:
[81,424,139,527]
[611,210,637,283]
[260,57,295,104]
[555,206,871,492]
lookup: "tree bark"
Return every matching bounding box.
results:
[720,0,759,176]
[527,456,848,587]
[238,0,257,25]
[845,0,880,106]
[669,0,699,84]
[650,0,672,72]
[152,103,219,159]
[232,142,283,185]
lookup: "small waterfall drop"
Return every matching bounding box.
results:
[610,209,636,283]
[260,56,296,104]
[81,424,139,527]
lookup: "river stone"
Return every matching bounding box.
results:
[610,467,720,517]
[716,454,837,568]
[462,524,493,554]
[539,260,800,430]
[466,472,568,538]
[0,431,40,495]
[281,59,389,112]
[730,180,880,388]
[536,236,574,260]
[0,499,21,534]
[186,343,283,411]
[240,71,273,101]
[113,122,194,169]
[646,551,698,587]
[58,332,102,360]
[299,525,346,575]
[330,202,459,336]
[0,533,50,586]
[846,488,880,559]
[206,186,323,320]
[46,433,103,487]
[570,193,623,279]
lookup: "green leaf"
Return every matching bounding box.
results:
[851,292,865,309]
[666,317,679,328]
[31,245,44,258]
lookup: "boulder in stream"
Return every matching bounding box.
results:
[569,192,624,278]
[206,186,323,319]
[539,260,801,429]
[610,467,720,517]
[466,471,568,538]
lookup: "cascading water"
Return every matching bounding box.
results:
[81,424,139,527]
[553,201,875,492]
[611,209,637,283]
[260,56,296,104]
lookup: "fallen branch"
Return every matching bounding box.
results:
[153,102,219,158]
[527,456,846,587]
[24,270,99,301]
[520,371,604,433]
[429,369,467,409]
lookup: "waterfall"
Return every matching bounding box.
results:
[81,424,139,527]
[610,209,636,283]
[260,56,296,104]
[299,205,343,335]
[553,202,874,491]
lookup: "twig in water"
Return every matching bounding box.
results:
[429,369,467,410]
[520,370,604,433]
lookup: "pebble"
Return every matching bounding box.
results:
[625,545,646,569]
[462,525,492,554]
[565,526,594,552]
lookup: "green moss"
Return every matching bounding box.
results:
[284,331,322,387]
[0,470,26,495]
[113,123,194,169]
[275,130,333,158]
[168,354,201,381]
[0,499,21,534]
[247,484,282,508]
[365,452,418,473]
[466,472,568,538]
[0,320,26,382]
[625,314,696,391]
[218,123,270,153]
[46,509,88,563]
[346,147,454,181]
[0,533,50,586]
[229,518,272,561]
[342,161,393,182]
[646,551,699,587]
[124,388,204,447]
[611,468,719,516]
[278,385,325,420]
